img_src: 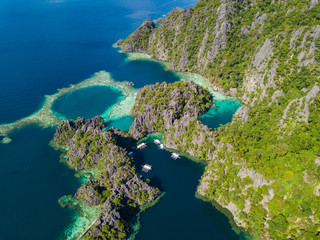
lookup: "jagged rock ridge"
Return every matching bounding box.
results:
[54,116,160,239]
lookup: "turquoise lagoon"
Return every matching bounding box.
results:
[104,116,134,132]
[52,86,122,120]
[199,100,242,130]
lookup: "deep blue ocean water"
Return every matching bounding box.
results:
[0,0,244,239]
[0,126,80,239]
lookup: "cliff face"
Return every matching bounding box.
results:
[121,0,320,239]
[54,116,160,239]
[129,81,217,160]
[129,81,212,138]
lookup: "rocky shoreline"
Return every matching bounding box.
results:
[117,1,320,238]
[53,116,161,239]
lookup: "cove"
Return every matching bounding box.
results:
[132,136,247,240]
[199,100,242,130]
[112,60,181,89]
[52,86,122,120]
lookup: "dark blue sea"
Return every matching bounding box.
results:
[0,0,243,239]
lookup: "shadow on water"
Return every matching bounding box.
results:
[131,149,146,169]
[148,176,164,192]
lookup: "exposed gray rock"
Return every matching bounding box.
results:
[310,0,318,9]
[286,7,296,15]
[251,12,268,34]
[269,90,284,106]
[115,39,124,46]
[280,85,320,128]
[129,81,212,139]
[243,38,274,104]
[75,180,101,206]
[122,19,157,53]
[164,115,216,159]
[234,106,249,124]
[54,117,161,238]
[290,27,306,47]
[237,166,271,188]
[198,1,233,68]
[240,25,250,34]
[253,38,273,71]
[167,7,184,17]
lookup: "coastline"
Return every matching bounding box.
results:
[113,43,239,101]
[117,46,249,239]
[127,192,166,240]
[0,71,138,142]
[118,49,240,104]
[195,193,251,240]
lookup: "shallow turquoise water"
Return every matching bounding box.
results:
[104,116,134,132]
[199,100,242,130]
[52,86,122,120]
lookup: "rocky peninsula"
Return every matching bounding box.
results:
[53,116,160,239]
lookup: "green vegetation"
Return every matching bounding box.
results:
[54,118,160,239]
[202,84,320,238]
[122,19,156,52]
[123,0,320,239]
[132,81,212,116]
[130,81,212,137]
[163,118,216,160]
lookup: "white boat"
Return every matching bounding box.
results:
[137,143,147,149]
[159,144,165,150]
[171,153,180,160]
[142,164,152,172]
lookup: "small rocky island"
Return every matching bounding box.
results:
[129,81,217,160]
[53,116,160,239]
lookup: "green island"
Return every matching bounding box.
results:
[52,116,160,240]
[116,0,320,239]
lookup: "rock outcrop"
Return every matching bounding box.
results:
[120,19,156,53]
[129,81,212,139]
[54,116,160,239]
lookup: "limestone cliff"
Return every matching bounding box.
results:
[53,116,160,239]
[121,0,320,239]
